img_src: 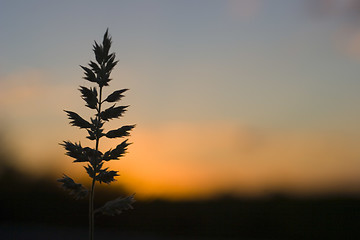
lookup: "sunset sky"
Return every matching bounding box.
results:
[1,0,360,200]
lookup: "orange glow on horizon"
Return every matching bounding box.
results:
[27,122,359,201]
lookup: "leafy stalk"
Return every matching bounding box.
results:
[89,85,102,240]
[59,29,135,240]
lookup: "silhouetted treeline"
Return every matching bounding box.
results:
[1,164,360,240]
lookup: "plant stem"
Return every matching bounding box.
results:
[89,177,95,240]
[89,86,103,240]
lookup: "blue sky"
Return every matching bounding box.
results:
[1,0,360,199]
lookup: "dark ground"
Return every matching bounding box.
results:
[1,169,360,240]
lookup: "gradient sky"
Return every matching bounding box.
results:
[1,0,360,200]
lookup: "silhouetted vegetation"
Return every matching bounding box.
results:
[59,29,135,239]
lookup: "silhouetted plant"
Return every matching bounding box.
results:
[58,29,135,240]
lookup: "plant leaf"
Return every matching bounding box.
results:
[84,162,105,179]
[105,125,135,139]
[95,167,119,184]
[105,54,118,73]
[93,41,104,65]
[99,105,128,121]
[61,141,102,163]
[85,147,103,165]
[61,141,87,162]
[102,29,111,58]
[89,61,101,74]
[80,65,97,83]
[57,174,88,200]
[95,194,135,216]
[86,117,105,140]
[79,86,98,109]
[64,111,92,129]
[92,30,113,65]
[84,164,95,178]
[86,129,105,141]
[104,89,128,103]
[97,72,111,87]
[86,129,96,140]
[102,140,130,161]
